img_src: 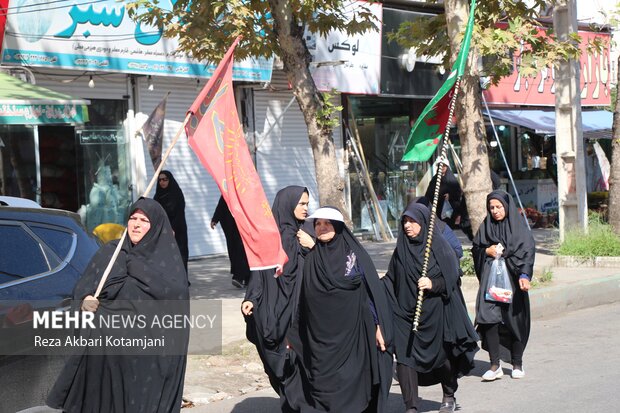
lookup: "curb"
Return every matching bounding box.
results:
[554,256,620,268]
[530,274,620,319]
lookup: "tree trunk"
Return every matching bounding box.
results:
[607,54,620,235]
[268,0,348,216]
[445,0,493,236]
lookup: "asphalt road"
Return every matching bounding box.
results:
[188,302,620,413]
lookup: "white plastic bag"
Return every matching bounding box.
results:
[441,200,454,219]
[485,245,513,303]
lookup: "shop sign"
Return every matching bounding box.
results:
[0,103,88,125]
[78,129,124,145]
[1,1,273,82]
[483,28,612,107]
[305,0,382,94]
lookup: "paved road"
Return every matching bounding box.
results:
[188,302,620,413]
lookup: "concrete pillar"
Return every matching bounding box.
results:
[554,0,588,241]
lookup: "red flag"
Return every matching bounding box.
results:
[0,0,9,55]
[185,37,288,271]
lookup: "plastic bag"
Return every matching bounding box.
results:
[485,247,513,303]
[441,200,454,219]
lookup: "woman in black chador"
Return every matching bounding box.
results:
[241,185,314,411]
[384,202,478,413]
[211,195,251,288]
[46,197,190,413]
[424,157,463,229]
[154,170,189,271]
[473,190,535,381]
[290,207,393,413]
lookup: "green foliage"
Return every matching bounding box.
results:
[387,0,607,86]
[316,89,343,131]
[556,213,620,257]
[460,248,477,277]
[532,267,553,288]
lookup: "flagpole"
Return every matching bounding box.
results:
[94,112,192,298]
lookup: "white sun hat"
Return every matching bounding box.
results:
[307,207,344,222]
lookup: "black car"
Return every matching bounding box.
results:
[0,203,100,412]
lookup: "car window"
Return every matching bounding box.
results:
[0,224,51,282]
[29,225,74,261]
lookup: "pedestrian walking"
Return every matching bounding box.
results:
[289,206,394,413]
[424,157,463,230]
[154,170,189,271]
[211,195,250,288]
[241,185,314,411]
[46,197,190,413]
[384,202,478,413]
[473,190,535,381]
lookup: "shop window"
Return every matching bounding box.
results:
[0,125,37,201]
[76,99,132,233]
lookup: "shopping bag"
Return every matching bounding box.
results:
[485,255,513,303]
[441,200,454,219]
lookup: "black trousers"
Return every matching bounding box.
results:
[479,323,525,366]
[396,361,458,410]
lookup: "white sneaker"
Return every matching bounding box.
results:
[511,367,525,379]
[482,366,504,381]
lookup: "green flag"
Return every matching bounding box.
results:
[401,0,477,162]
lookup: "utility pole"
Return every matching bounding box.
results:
[554,0,588,242]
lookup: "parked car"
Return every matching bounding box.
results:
[0,202,101,412]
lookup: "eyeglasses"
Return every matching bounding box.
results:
[158,178,169,182]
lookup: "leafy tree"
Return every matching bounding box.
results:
[390,0,597,234]
[127,0,379,215]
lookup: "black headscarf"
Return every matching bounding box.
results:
[385,202,477,379]
[472,190,535,354]
[473,190,535,277]
[154,170,188,271]
[47,198,189,413]
[290,207,394,413]
[242,186,310,406]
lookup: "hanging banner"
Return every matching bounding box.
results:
[1,0,273,82]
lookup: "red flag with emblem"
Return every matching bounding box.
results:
[185,37,287,271]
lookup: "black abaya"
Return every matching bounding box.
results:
[243,186,309,407]
[212,195,251,284]
[290,211,394,413]
[384,203,478,382]
[154,170,189,271]
[46,198,190,413]
[472,190,535,362]
[424,164,462,227]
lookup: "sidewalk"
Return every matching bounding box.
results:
[183,227,620,407]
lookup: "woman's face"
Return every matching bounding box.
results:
[489,199,506,221]
[158,174,169,189]
[128,209,151,244]
[403,216,422,239]
[314,218,336,243]
[294,192,309,221]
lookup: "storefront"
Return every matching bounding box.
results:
[1,1,272,257]
[0,70,91,210]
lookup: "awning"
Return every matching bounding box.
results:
[485,109,613,139]
[0,72,90,125]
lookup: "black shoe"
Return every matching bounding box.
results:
[438,400,456,413]
[231,279,244,289]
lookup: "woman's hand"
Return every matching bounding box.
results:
[81,295,99,312]
[376,325,386,352]
[418,276,433,291]
[297,229,315,249]
[241,300,254,316]
[519,278,531,292]
[486,245,499,258]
